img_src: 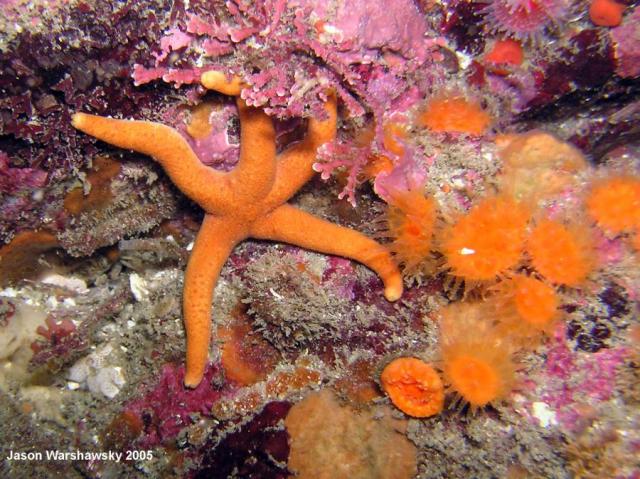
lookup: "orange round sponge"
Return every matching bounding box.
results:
[586,176,640,234]
[485,39,524,73]
[527,219,594,286]
[589,0,625,27]
[441,197,530,281]
[380,357,444,418]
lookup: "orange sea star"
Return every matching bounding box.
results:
[71,72,403,388]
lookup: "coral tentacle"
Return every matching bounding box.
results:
[71,113,230,214]
[183,214,246,388]
[251,204,403,301]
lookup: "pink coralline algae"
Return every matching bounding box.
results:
[322,257,357,300]
[29,286,130,368]
[539,327,630,432]
[0,151,47,194]
[610,7,640,79]
[133,0,442,120]
[373,141,429,203]
[123,362,227,448]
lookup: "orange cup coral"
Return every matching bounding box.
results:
[526,219,595,286]
[439,303,517,409]
[440,196,530,282]
[586,175,640,235]
[509,275,559,330]
[384,189,437,275]
[416,94,492,136]
[380,357,444,418]
[491,274,560,343]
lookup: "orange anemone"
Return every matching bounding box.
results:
[380,357,444,417]
[527,219,594,286]
[440,196,530,282]
[586,175,640,234]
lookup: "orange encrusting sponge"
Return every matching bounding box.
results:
[440,196,530,281]
[380,357,444,417]
[526,219,594,286]
[416,95,492,136]
[586,175,640,234]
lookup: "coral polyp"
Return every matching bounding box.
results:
[440,196,530,283]
[586,175,640,235]
[384,188,437,276]
[526,219,595,286]
[380,357,444,418]
[491,274,560,342]
[484,0,571,40]
[440,303,517,409]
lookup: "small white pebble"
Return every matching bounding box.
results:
[129,273,149,301]
[532,401,557,428]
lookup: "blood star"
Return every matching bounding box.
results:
[72,72,403,388]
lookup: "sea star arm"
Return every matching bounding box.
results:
[265,92,338,207]
[201,71,245,95]
[251,204,403,301]
[224,99,277,203]
[183,214,246,388]
[199,71,277,204]
[71,113,232,214]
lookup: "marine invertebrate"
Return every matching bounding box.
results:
[383,188,437,275]
[585,175,640,234]
[285,389,417,479]
[526,219,595,286]
[416,94,492,135]
[63,155,121,216]
[486,39,524,65]
[496,131,588,204]
[380,357,444,417]
[484,0,570,40]
[484,39,524,74]
[589,0,625,27]
[72,73,403,388]
[439,196,530,284]
[0,230,59,284]
[439,303,517,408]
[610,8,640,78]
[492,274,560,342]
